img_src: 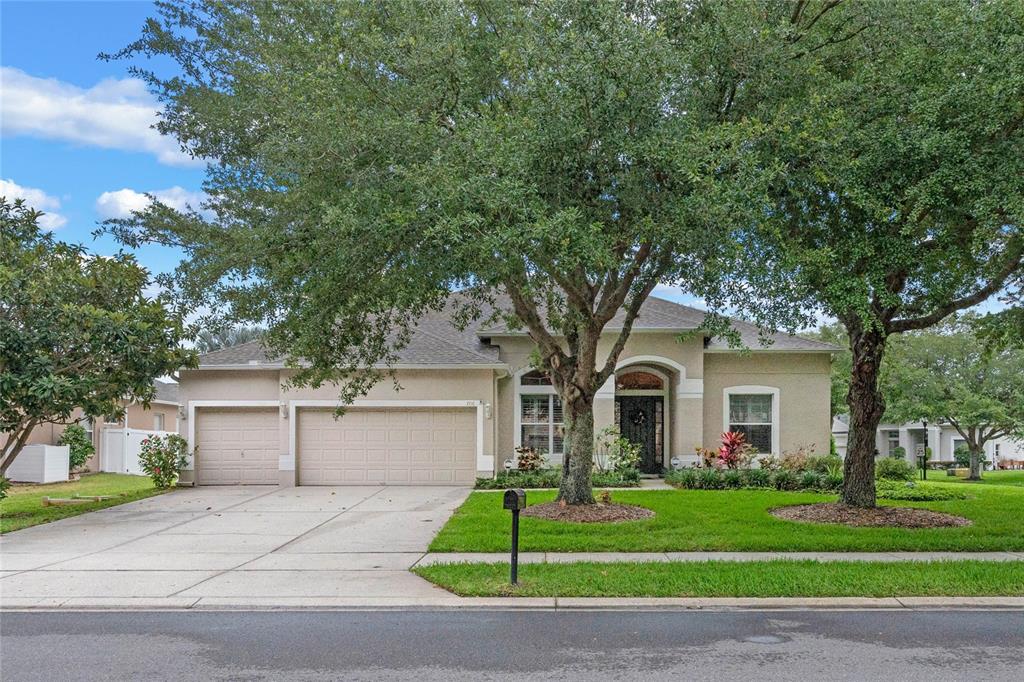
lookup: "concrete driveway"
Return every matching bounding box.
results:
[0,485,471,608]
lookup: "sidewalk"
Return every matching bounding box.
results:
[415,551,1024,566]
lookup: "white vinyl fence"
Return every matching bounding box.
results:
[100,428,177,475]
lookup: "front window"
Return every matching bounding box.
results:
[153,413,165,431]
[521,395,563,455]
[728,394,773,453]
[886,430,900,454]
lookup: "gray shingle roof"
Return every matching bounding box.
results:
[152,380,179,404]
[195,293,836,368]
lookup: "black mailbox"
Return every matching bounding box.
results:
[503,488,526,511]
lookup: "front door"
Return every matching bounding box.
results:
[616,396,662,474]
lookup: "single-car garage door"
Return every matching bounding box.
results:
[195,407,279,485]
[298,407,476,485]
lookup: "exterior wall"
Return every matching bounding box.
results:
[177,367,498,485]
[703,352,832,456]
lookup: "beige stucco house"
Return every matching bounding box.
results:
[176,295,836,487]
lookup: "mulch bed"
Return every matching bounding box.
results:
[521,501,654,523]
[771,503,971,529]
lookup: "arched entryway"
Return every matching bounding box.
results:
[614,365,671,474]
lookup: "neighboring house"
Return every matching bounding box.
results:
[831,415,1024,466]
[6,380,181,474]
[176,294,836,487]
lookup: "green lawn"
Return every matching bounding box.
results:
[429,487,1024,552]
[414,560,1024,598]
[924,470,1024,487]
[0,473,166,533]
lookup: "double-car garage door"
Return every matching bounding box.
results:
[194,406,476,486]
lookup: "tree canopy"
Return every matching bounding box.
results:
[0,199,194,475]
[884,317,1024,479]
[194,325,263,354]
[104,0,863,503]
[755,0,1024,506]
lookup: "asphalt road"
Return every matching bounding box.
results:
[2,609,1022,681]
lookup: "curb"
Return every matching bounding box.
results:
[3,596,1024,612]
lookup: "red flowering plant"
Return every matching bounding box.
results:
[717,432,757,469]
[137,434,190,489]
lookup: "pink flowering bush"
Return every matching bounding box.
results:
[138,434,189,489]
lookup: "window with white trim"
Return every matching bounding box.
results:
[520,395,564,455]
[728,394,773,453]
[886,430,900,454]
[153,413,165,431]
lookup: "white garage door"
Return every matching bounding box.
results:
[298,407,476,485]
[195,407,279,485]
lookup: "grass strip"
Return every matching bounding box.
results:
[429,488,1024,553]
[1,473,166,533]
[414,560,1024,598]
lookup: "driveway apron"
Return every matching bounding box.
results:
[0,485,471,607]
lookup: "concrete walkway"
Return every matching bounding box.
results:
[1,485,472,609]
[416,551,1024,566]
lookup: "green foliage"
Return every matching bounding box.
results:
[890,447,907,460]
[884,317,1024,463]
[475,469,639,490]
[0,476,9,501]
[779,447,813,472]
[954,445,972,468]
[595,427,642,476]
[0,199,194,475]
[194,326,262,354]
[743,468,772,488]
[137,434,189,489]
[57,424,94,471]
[875,458,916,482]
[696,468,725,491]
[802,323,850,418]
[876,481,967,502]
[799,471,823,491]
[664,468,698,489]
[806,455,842,475]
[722,469,744,489]
[772,469,800,491]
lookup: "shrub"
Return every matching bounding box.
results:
[696,467,724,490]
[0,476,10,501]
[515,446,545,471]
[595,427,642,476]
[137,434,189,489]
[876,480,967,501]
[779,447,812,472]
[890,446,906,460]
[694,445,719,469]
[665,468,698,489]
[757,455,778,471]
[830,435,839,458]
[772,469,800,491]
[800,470,823,490]
[742,467,772,488]
[476,469,559,489]
[58,423,95,471]
[875,457,916,481]
[806,454,842,475]
[953,445,985,468]
[718,432,757,469]
[722,469,744,489]
[592,469,640,487]
[822,469,844,491]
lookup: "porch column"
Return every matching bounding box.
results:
[926,426,941,465]
[898,427,913,462]
[673,377,703,468]
[593,376,616,445]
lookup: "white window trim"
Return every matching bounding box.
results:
[513,367,559,456]
[519,394,564,457]
[723,386,780,456]
[288,399,490,474]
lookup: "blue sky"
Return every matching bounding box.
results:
[1,0,201,276]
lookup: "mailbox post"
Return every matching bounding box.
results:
[503,488,526,585]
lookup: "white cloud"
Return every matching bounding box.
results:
[0,66,200,167]
[0,178,67,230]
[95,186,209,219]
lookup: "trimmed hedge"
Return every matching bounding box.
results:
[475,469,640,490]
[665,466,844,494]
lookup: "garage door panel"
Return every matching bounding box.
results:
[298,407,476,486]
[196,408,279,486]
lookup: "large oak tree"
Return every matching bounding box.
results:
[758,1,1024,506]
[106,1,856,503]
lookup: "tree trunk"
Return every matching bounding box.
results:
[842,324,888,508]
[968,445,984,481]
[558,398,596,505]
